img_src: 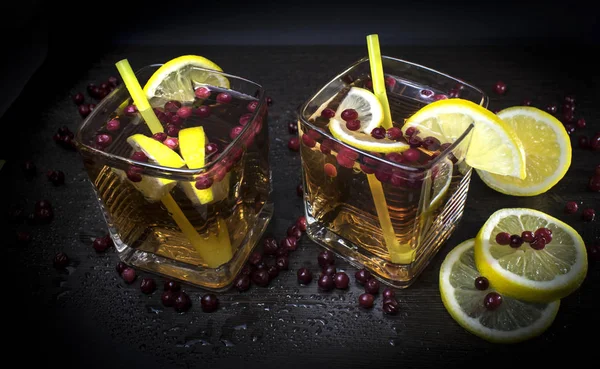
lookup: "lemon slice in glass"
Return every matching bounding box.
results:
[476,107,572,196]
[143,55,230,106]
[121,134,186,201]
[440,238,560,344]
[178,126,229,205]
[402,99,526,179]
[474,208,588,303]
[328,87,409,153]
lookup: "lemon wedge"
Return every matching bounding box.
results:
[476,107,572,196]
[178,127,229,205]
[328,87,409,153]
[474,208,587,303]
[402,99,526,179]
[440,238,560,343]
[120,134,185,201]
[143,55,229,106]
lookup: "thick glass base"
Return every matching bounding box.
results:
[110,202,274,291]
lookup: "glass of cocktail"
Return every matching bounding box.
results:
[297,46,488,288]
[75,58,273,291]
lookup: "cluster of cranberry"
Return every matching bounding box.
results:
[495,227,553,250]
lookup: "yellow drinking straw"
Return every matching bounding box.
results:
[365,35,414,264]
[115,59,232,267]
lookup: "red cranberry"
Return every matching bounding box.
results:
[495,232,511,245]
[161,291,176,307]
[382,288,395,300]
[126,166,143,182]
[317,250,335,267]
[194,105,211,118]
[205,143,219,157]
[297,268,313,284]
[164,100,181,112]
[129,152,147,163]
[565,201,579,214]
[163,137,179,150]
[275,245,289,257]
[296,216,307,232]
[420,89,434,98]
[244,100,258,113]
[301,133,316,147]
[402,148,420,162]
[405,127,418,137]
[151,132,167,142]
[322,265,336,276]
[164,280,181,292]
[216,93,232,104]
[530,236,547,250]
[287,225,302,239]
[174,292,192,312]
[521,231,535,243]
[534,228,553,243]
[73,92,85,105]
[358,293,375,308]
[234,275,251,292]
[422,136,441,151]
[106,118,120,131]
[317,274,335,291]
[562,111,575,124]
[248,251,263,266]
[365,278,380,294]
[285,122,298,134]
[195,87,211,99]
[564,95,576,104]
[408,136,422,148]
[53,252,69,269]
[165,124,180,137]
[493,81,507,95]
[140,277,157,294]
[448,88,460,98]
[546,104,557,114]
[297,184,303,197]
[275,255,289,270]
[201,293,219,312]
[321,108,336,119]
[46,170,65,186]
[108,76,118,87]
[484,292,502,310]
[95,134,112,148]
[586,244,600,262]
[115,262,127,275]
[333,272,349,289]
[33,207,53,224]
[341,109,358,121]
[576,118,586,129]
[582,208,596,222]
[521,99,532,106]
[262,237,279,255]
[281,236,298,252]
[588,176,600,192]
[176,106,192,119]
[386,127,403,141]
[266,96,273,106]
[382,298,400,314]
[579,136,590,149]
[433,94,448,101]
[288,137,300,151]
[346,119,361,131]
[195,175,213,190]
[121,267,136,284]
[78,104,91,117]
[92,235,112,252]
[251,269,270,287]
[238,113,252,126]
[371,127,386,139]
[564,124,576,135]
[591,133,600,151]
[509,235,523,248]
[355,269,371,285]
[474,276,489,290]
[123,105,138,116]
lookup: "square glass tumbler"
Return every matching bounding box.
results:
[75,65,273,291]
[297,56,488,288]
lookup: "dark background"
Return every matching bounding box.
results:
[2,0,599,119]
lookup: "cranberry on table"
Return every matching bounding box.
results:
[382,288,396,300]
[287,225,302,239]
[355,269,371,285]
[121,267,136,284]
[545,104,557,114]
[46,170,65,186]
[161,291,176,307]
[358,293,375,308]
[281,237,298,252]
[248,251,263,266]
[78,104,91,117]
[296,216,307,232]
[275,256,289,270]
[333,272,349,289]
[116,261,127,275]
[297,268,313,284]
[251,269,270,287]
[576,118,586,129]
[322,264,336,276]
[288,122,298,134]
[587,244,600,262]
[288,137,300,151]
[92,235,113,252]
[174,292,192,312]
[582,208,596,222]
[53,252,69,269]
[297,184,303,197]
[493,81,507,95]
[317,250,335,267]
[72,92,85,105]
[588,176,600,192]
[382,298,400,315]
[266,96,273,106]
[164,280,181,292]
[262,236,279,255]
[140,277,157,294]
[364,278,380,294]
[201,294,219,312]
[234,274,251,292]
[484,292,503,310]
[564,201,579,214]
[317,274,335,291]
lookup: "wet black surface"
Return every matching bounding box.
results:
[2,45,599,368]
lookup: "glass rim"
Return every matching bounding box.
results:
[297,55,487,171]
[74,64,266,177]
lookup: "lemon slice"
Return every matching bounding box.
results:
[402,99,526,179]
[178,127,229,205]
[143,55,230,106]
[474,208,588,303]
[440,238,560,344]
[328,87,409,153]
[119,134,185,201]
[476,107,572,196]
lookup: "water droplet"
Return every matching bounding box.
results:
[233,324,247,331]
